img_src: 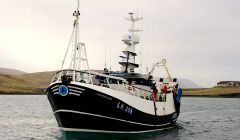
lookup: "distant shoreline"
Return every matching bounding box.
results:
[0,94,45,95]
[0,92,45,95]
[182,87,240,98]
[183,94,240,98]
[1,86,240,98]
[1,91,240,98]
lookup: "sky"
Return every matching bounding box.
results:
[0,0,240,87]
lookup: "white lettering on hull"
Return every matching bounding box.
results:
[117,102,133,115]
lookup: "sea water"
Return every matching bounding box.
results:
[0,95,240,140]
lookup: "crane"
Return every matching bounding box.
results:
[148,59,173,82]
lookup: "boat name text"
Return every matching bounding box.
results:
[116,102,133,115]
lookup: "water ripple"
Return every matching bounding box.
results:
[0,96,240,140]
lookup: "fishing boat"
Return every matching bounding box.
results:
[47,1,182,139]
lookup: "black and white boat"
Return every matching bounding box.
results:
[47,1,182,139]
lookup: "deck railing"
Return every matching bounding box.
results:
[52,69,172,101]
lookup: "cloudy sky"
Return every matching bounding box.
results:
[0,0,240,87]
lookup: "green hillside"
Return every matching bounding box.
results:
[183,87,240,97]
[0,68,240,97]
[0,70,56,94]
[0,75,43,94]
[16,71,55,88]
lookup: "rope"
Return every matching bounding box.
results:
[61,27,75,70]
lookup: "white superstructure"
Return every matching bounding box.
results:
[119,13,142,73]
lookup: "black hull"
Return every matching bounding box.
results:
[47,83,178,134]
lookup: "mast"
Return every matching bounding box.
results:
[61,0,91,82]
[119,13,142,73]
[72,0,80,72]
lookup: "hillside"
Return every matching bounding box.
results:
[17,71,55,88]
[0,68,26,75]
[0,74,42,94]
[183,87,240,97]
[0,69,55,94]
[0,70,201,94]
[5,68,239,96]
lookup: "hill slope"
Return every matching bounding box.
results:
[16,71,56,88]
[0,69,201,94]
[183,87,240,96]
[0,70,239,96]
[0,68,26,75]
[0,74,42,94]
[0,68,55,94]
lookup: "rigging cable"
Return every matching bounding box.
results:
[61,27,75,70]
